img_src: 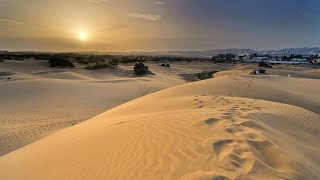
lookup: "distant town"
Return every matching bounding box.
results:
[212,53,320,65]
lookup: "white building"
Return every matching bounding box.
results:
[291,58,307,63]
[244,57,308,64]
[313,59,320,64]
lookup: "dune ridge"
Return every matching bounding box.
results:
[0,60,192,156]
[0,73,319,179]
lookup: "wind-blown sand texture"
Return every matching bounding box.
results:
[0,60,319,179]
[0,60,218,155]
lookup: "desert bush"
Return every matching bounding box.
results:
[211,53,236,63]
[196,71,218,80]
[134,62,150,76]
[160,64,170,67]
[258,68,266,73]
[75,56,89,64]
[35,54,53,60]
[75,55,112,65]
[77,59,90,64]
[85,63,113,70]
[118,56,140,64]
[86,55,106,63]
[48,58,74,67]
[107,59,118,68]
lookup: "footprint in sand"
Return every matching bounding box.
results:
[197,105,205,108]
[247,139,290,171]
[212,139,234,159]
[204,118,221,125]
[222,115,233,120]
[228,153,246,168]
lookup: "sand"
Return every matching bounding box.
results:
[0,59,219,155]
[0,60,319,179]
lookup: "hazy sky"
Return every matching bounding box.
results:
[0,0,320,52]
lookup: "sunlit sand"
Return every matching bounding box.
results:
[0,59,319,179]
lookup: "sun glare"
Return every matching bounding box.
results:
[78,32,88,41]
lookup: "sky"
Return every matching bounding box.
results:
[0,0,320,52]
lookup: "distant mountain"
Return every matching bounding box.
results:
[264,47,320,55]
[167,49,256,57]
[133,47,320,57]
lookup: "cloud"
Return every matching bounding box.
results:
[128,13,161,21]
[0,36,114,52]
[90,0,110,4]
[0,17,53,29]
[0,18,24,24]
[155,1,165,5]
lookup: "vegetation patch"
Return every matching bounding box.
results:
[75,58,90,64]
[85,63,111,70]
[250,68,266,75]
[258,68,266,73]
[107,59,119,68]
[211,53,236,63]
[85,59,118,70]
[196,71,218,80]
[48,58,74,67]
[134,62,152,76]
[75,55,106,64]
[160,64,171,67]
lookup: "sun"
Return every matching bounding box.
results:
[78,32,88,41]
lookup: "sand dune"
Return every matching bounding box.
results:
[0,69,319,179]
[0,60,192,155]
[165,74,320,114]
[33,70,96,80]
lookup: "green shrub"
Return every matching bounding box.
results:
[48,58,74,67]
[85,63,113,70]
[160,64,170,67]
[258,68,266,73]
[108,59,118,68]
[87,55,106,63]
[77,59,90,64]
[119,56,140,63]
[35,54,53,60]
[75,55,115,65]
[134,62,150,76]
[196,71,218,80]
[75,56,89,64]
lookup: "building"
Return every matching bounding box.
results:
[313,59,320,64]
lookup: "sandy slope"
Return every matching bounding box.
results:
[0,60,227,156]
[0,60,192,155]
[0,72,319,179]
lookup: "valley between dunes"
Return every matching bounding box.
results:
[0,60,320,179]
